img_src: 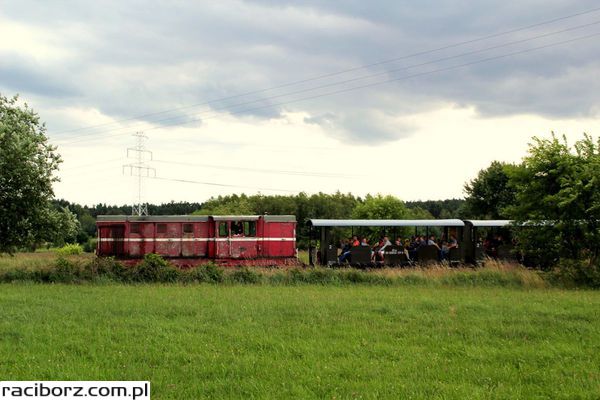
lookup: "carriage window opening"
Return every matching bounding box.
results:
[231,221,244,236]
[157,224,167,234]
[244,221,256,237]
[183,224,193,234]
[218,222,228,237]
[130,223,140,234]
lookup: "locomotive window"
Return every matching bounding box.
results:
[183,223,193,234]
[244,221,256,237]
[218,222,228,237]
[231,221,244,236]
[157,223,167,234]
[130,223,140,234]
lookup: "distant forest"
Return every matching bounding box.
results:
[53,195,466,246]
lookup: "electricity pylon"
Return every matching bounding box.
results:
[123,132,156,216]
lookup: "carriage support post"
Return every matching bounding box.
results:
[308,225,313,266]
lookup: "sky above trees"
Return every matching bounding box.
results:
[1,1,599,205]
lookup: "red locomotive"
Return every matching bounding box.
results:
[96,215,297,266]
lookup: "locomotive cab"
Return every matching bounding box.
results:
[211,216,260,259]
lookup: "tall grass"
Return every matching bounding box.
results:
[0,252,552,288]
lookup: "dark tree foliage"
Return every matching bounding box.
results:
[405,199,466,219]
[147,201,203,216]
[507,134,600,268]
[462,161,516,219]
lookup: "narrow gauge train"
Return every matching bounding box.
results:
[97,215,514,266]
[96,215,297,266]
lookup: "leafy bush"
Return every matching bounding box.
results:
[85,257,127,282]
[82,238,97,253]
[230,267,262,284]
[306,268,338,284]
[49,257,81,283]
[55,243,83,256]
[129,254,180,283]
[182,263,225,283]
[282,268,332,285]
[548,259,600,288]
[0,268,32,283]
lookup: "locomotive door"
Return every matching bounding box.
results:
[99,225,125,256]
[215,221,230,258]
[230,220,258,259]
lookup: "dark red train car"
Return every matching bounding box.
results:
[96,215,297,266]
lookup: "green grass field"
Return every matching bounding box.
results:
[1,284,599,399]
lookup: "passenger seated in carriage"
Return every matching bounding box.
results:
[338,236,359,263]
[408,237,420,260]
[484,234,501,257]
[441,235,458,260]
[427,235,441,250]
[339,239,350,254]
[372,236,391,262]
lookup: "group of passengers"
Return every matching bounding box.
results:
[338,233,459,263]
[479,234,507,258]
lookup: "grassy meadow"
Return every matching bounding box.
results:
[1,284,599,399]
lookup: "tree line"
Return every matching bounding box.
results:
[48,194,464,249]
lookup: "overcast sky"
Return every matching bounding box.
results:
[1,0,599,206]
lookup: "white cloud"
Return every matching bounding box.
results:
[51,105,599,205]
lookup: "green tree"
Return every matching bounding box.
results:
[463,161,516,219]
[193,194,254,215]
[48,207,81,247]
[351,194,410,239]
[406,199,466,219]
[79,213,97,237]
[508,134,600,267]
[351,194,409,220]
[406,206,434,220]
[0,94,62,253]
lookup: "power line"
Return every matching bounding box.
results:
[59,157,123,172]
[49,5,600,137]
[58,167,301,194]
[56,30,600,146]
[58,156,360,180]
[53,19,600,144]
[57,168,300,195]
[152,176,298,193]
[58,164,122,179]
[151,159,363,178]
[129,21,600,128]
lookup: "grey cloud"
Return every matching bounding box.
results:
[0,56,79,97]
[1,0,599,142]
[304,110,415,144]
[304,112,338,127]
